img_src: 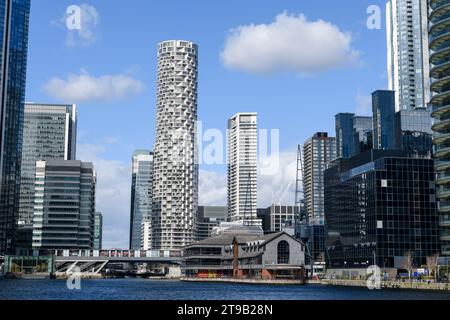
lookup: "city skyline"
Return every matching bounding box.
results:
[26,0,394,248]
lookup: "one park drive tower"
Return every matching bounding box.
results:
[151,40,199,250]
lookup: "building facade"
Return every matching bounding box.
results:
[335,113,373,159]
[353,116,374,156]
[335,113,355,159]
[0,0,30,255]
[17,103,77,250]
[303,132,336,221]
[258,205,299,233]
[227,113,258,223]
[151,40,199,250]
[129,150,153,251]
[429,0,450,257]
[387,0,430,111]
[395,108,433,157]
[372,90,398,150]
[324,150,441,271]
[32,160,96,251]
[94,212,103,250]
[183,231,306,280]
[197,206,228,241]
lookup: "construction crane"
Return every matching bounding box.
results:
[243,172,254,226]
[294,144,315,278]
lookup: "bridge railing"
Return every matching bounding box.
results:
[52,249,182,259]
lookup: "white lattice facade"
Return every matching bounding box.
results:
[151,40,198,250]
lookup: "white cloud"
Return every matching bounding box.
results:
[258,150,298,207]
[43,69,144,103]
[199,170,228,206]
[221,12,359,75]
[355,91,372,115]
[57,4,100,47]
[77,143,131,249]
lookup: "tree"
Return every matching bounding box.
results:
[401,251,413,280]
[426,254,439,282]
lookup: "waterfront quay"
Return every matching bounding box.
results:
[309,279,450,291]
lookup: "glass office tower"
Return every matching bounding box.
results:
[0,0,30,255]
[395,108,433,157]
[16,103,77,251]
[336,113,372,159]
[129,150,153,251]
[324,150,441,270]
[335,113,355,159]
[372,90,398,150]
[32,160,96,251]
[429,0,450,257]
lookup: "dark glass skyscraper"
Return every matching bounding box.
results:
[335,113,355,159]
[395,108,433,157]
[0,0,30,255]
[335,113,372,159]
[372,90,397,151]
[324,150,441,271]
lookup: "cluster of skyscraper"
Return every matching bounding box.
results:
[129,2,450,276]
[297,0,450,274]
[1,0,449,275]
[129,40,260,249]
[0,1,101,256]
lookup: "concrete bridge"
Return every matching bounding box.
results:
[53,249,182,277]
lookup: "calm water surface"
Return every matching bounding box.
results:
[0,279,449,300]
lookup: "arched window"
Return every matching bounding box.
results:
[277,240,290,264]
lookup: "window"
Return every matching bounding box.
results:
[277,240,290,264]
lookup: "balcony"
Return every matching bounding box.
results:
[431,103,450,119]
[440,214,450,227]
[439,200,450,213]
[437,186,450,199]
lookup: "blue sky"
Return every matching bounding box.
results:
[26,0,389,248]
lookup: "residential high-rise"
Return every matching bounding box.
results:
[429,0,450,257]
[129,150,153,251]
[303,132,336,222]
[227,113,258,224]
[324,150,441,273]
[17,103,77,250]
[335,113,372,159]
[94,212,103,250]
[0,0,30,255]
[387,0,430,111]
[151,40,198,250]
[372,90,398,150]
[32,160,96,251]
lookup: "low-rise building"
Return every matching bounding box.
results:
[183,231,306,280]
